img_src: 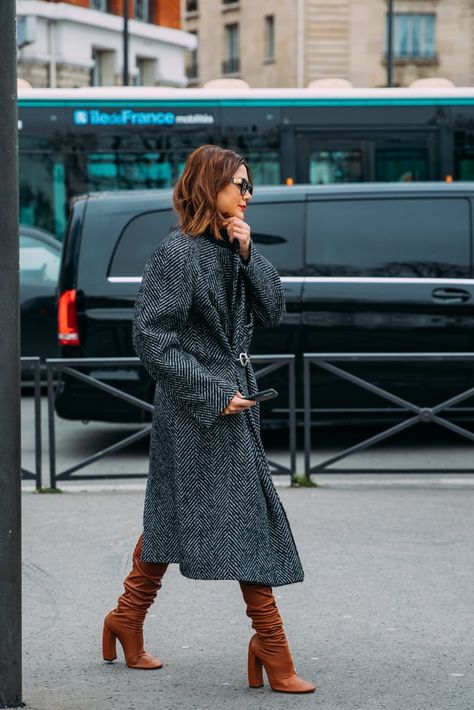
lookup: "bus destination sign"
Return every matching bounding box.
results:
[72,109,216,127]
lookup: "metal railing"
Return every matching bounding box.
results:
[45,355,297,488]
[303,353,474,478]
[46,358,153,488]
[21,353,474,487]
[20,357,42,490]
[252,354,296,477]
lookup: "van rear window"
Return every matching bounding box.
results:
[306,198,471,277]
[108,210,177,277]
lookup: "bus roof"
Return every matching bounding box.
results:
[17,86,474,105]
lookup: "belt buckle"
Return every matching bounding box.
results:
[238,351,250,367]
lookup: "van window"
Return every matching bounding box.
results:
[247,202,304,275]
[110,201,304,277]
[108,210,177,277]
[306,198,471,277]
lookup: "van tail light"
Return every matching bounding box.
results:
[58,289,80,346]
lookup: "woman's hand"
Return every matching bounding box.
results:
[222,391,256,415]
[224,217,251,261]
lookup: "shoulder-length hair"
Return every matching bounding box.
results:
[173,144,252,240]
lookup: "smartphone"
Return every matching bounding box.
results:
[242,388,279,403]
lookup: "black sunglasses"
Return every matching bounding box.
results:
[230,176,253,196]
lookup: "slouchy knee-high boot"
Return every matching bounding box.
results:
[239,582,316,694]
[102,534,168,669]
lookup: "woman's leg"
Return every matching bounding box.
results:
[102,534,168,669]
[239,581,316,694]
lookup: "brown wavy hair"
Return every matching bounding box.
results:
[173,144,252,240]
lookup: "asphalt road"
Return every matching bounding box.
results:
[19,481,474,710]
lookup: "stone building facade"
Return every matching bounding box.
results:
[182,0,474,88]
[17,0,196,87]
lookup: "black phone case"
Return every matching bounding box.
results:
[243,388,279,402]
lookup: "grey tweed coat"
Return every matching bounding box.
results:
[132,226,304,587]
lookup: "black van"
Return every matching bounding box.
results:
[55,183,474,426]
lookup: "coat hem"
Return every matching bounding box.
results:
[140,555,305,587]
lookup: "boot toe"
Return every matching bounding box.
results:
[272,674,316,694]
[126,652,163,670]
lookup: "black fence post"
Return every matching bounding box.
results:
[47,362,58,490]
[288,358,297,482]
[34,360,43,491]
[303,355,312,482]
[0,0,22,705]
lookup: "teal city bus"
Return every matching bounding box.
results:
[18,85,474,238]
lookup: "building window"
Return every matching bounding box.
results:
[186,0,198,12]
[264,15,275,60]
[186,31,199,81]
[90,0,108,11]
[135,0,149,22]
[388,13,436,59]
[90,49,114,86]
[135,58,155,85]
[91,49,103,85]
[223,23,240,74]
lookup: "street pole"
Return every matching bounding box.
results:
[387,0,394,87]
[123,0,129,86]
[0,0,22,707]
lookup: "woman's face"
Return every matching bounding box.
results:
[216,164,252,220]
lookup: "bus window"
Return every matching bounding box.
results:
[376,148,429,181]
[223,132,280,184]
[19,154,67,239]
[245,152,280,184]
[85,152,185,191]
[309,150,363,184]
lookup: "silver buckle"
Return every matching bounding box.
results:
[238,352,250,366]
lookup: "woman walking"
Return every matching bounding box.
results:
[102,145,315,694]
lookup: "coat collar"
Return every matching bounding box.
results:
[200,227,240,254]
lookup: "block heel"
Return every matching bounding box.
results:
[102,623,117,662]
[248,648,264,688]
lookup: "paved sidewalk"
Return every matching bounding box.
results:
[20,481,474,710]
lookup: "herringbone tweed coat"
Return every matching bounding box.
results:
[132,226,304,586]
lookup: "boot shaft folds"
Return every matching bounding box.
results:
[239,581,316,694]
[102,535,168,669]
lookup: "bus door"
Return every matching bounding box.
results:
[373,131,437,182]
[296,130,438,184]
[295,133,369,184]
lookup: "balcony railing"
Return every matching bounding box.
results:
[222,57,240,75]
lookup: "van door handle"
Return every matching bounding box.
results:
[431,287,471,303]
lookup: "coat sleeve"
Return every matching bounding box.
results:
[132,239,237,428]
[240,241,286,327]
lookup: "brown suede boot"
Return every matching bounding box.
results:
[240,582,316,693]
[102,534,168,669]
